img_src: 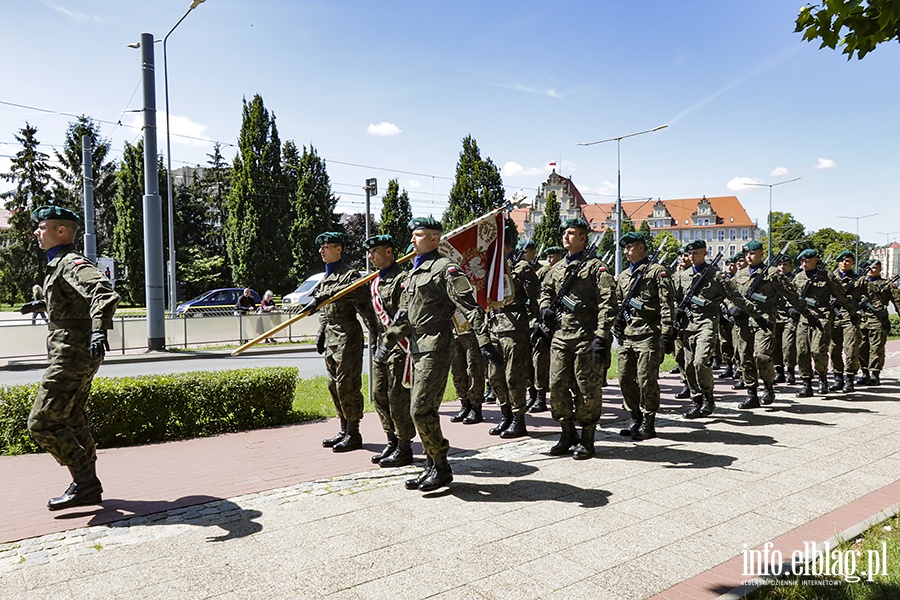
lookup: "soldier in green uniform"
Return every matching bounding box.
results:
[673,240,759,418]
[21,206,119,511]
[791,248,856,397]
[717,256,738,379]
[775,255,799,384]
[537,218,617,459]
[313,232,379,453]
[857,259,900,386]
[449,330,486,424]
[730,251,748,390]
[673,247,692,399]
[365,234,416,468]
[615,231,674,441]
[828,251,864,392]
[529,246,563,413]
[380,217,494,491]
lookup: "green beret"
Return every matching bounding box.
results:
[724,256,736,265]
[315,231,345,246]
[618,231,646,248]
[836,250,854,262]
[408,216,442,232]
[777,254,794,264]
[684,239,706,252]
[31,205,82,227]
[868,258,881,267]
[542,246,564,258]
[797,248,818,260]
[522,239,536,249]
[560,217,590,231]
[733,251,745,261]
[363,234,393,250]
[742,240,763,252]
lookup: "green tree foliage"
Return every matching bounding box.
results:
[639,219,652,240]
[598,227,616,259]
[761,211,808,259]
[51,116,117,257]
[532,191,561,251]
[225,95,293,292]
[808,227,870,266]
[289,144,339,283]
[111,140,146,305]
[341,213,379,269]
[202,142,231,257]
[0,123,52,303]
[379,179,413,251]
[443,135,505,230]
[174,167,229,301]
[651,230,682,264]
[795,1,900,60]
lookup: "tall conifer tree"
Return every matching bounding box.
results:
[443,135,505,230]
[289,145,339,281]
[379,178,412,251]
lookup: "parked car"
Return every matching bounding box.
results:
[282,273,325,310]
[175,288,261,317]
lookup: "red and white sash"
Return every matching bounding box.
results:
[371,275,412,388]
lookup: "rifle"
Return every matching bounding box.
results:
[673,251,724,333]
[533,235,601,342]
[744,242,790,305]
[612,237,665,344]
[797,268,825,331]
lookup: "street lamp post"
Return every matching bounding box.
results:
[578,125,667,275]
[838,213,878,267]
[743,177,800,264]
[163,0,205,314]
[875,231,900,245]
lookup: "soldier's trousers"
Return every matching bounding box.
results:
[782,319,797,370]
[410,342,454,459]
[796,318,832,379]
[450,333,484,405]
[681,325,716,396]
[532,336,550,390]
[488,329,530,416]
[719,319,735,364]
[372,349,416,442]
[549,335,603,426]
[619,334,662,414]
[829,319,860,376]
[28,329,102,467]
[859,326,887,374]
[771,321,784,367]
[324,323,365,422]
[738,320,775,386]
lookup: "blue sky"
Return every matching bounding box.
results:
[2,1,899,244]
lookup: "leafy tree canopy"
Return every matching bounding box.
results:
[795,1,900,59]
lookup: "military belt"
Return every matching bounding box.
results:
[323,316,358,325]
[48,319,91,331]
[414,321,452,335]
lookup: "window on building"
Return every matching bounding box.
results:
[741,228,749,240]
[718,245,724,255]
[718,230,725,241]
[729,245,736,256]
[730,229,737,241]
[706,230,713,241]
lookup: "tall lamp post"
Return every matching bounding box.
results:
[743,177,800,264]
[578,125,667,275]
[163,0,206,314]
[875,231,900,245]
[838,213,878,267]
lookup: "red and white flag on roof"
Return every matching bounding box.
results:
[549,161,557,167]
[439,209,512,310]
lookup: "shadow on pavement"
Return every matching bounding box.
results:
[449,479,611,508]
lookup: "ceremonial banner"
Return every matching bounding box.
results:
[439,210,512,310]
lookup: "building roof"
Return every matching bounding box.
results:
[508,207,530,236]
[581,195,756,232]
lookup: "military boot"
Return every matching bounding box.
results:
[529,390,548,413]
[619,411,643,437]
[322,417,348,447]
[699,392,716,416]
[526,386,538,410]
[418,454,453,492]
[817,374,829,395]
[632,412,657,441]
[718,362,735,379]
[48,461,103,511]
[405,456,433,490]
[732,375,746,390]
[489,404,513,435]
[462,403,483,424]
[379,440,414,468]
[500,412,528,439]
[870,371,881,386]
[550,421,579,455]
[674,384,691,399]
[450,399,471,423]
[371,433,398,464]
[796,378,814,398]
[760,382,776,406]
[844,374,856,393]
[828,373,845,392]
[683,396,704,419]
[786,368,797,384]
[573,426,596,460]
[710,356,721,370]
[738,386,761,409]
[484,384,497,404]
[773,365,786,384]
[856,369,870,386]
[332,420,363,453]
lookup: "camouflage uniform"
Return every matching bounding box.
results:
[530,261,553,410]
[28,245,119,467]
[450,330,485,412]
[857,275,900,384]
[829,267,864,387]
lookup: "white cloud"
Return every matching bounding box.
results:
[545,88,561,99]
[123,113,213,148]
[501,161,553,178]
[367,122,401,137]
[814,157,836,170]
[43,1,99,22]
[727,176,763,191]
[406,179,421,189]
[770,166,789,177]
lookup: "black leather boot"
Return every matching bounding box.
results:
[418,455,453,491]
[526,386,538,410]
[462,403,483,424]
[500,412,527,439]
[529,390,548,413]
[550,421,578,455]
[786,369,796,384]
[573,425,596,460]
[796,378,814,398]
[405,456,433,490]
[619,411,643,436]
[371,433,398,464]
[738,386,761,409]
[719,362,735,379]
[379,439,413,468]
[760,382,776,405]
[632,412,656,441]
[332,419,363,452]
[48,461,102,511]
[870,372,881,386]
[732,376,746,390]
[322,417,348,447]
[856,370,870,386]
[484,384,496,404]
[844,375,855,393]
[450,400,471,423]
[699,392,716,416]
[675,384,691,399]
[773,365,786,384]
[684,397,704,419]
[828,373,844,392]
[817,374,829,395]
[710,356,721,370]
[489,404,513,435]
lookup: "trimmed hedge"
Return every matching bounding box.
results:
[0,367,298,456]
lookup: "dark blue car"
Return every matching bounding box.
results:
[174,288,261,317]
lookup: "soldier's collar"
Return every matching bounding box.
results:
[629,257,650,273]
[325,259,344,277]
[378,262,398,278]
[565,250,584,264]
[413,249,439,269]
[46,244,68,263]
